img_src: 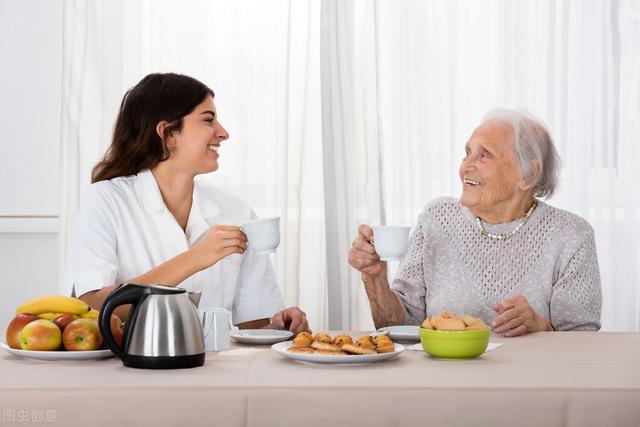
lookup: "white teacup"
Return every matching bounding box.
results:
[241,216,280,254]
[198,307,230,352]
[372,225,411,261]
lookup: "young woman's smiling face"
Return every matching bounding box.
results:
[167,95,229,175]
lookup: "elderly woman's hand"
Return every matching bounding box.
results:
[348,224,385,279]
[491,294,553,337]
[266,307,310,334]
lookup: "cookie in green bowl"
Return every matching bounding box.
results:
[419,326,490,359]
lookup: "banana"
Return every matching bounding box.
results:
[37,312,66,320]
[80,309,99,319]
[16,295,90,316]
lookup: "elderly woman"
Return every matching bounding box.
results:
[348,108,602,337]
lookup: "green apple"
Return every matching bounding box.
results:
[5,313,39,349]
[20,319,62,351]
[63,318,102,351]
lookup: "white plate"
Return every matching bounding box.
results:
[271,341,405,366]
[0,342,114,361]
[377,325,420,342]
[230,329,293,345]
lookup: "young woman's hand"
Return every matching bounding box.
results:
[190,225,247,269]
[265,307,310,333]
[348,224,386,280]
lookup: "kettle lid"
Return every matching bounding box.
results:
[146,284,186,295]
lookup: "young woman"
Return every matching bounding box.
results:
[64,73,308,333]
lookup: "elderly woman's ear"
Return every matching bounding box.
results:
[519,159,542,192]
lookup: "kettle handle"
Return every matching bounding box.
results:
[98,283,150,360]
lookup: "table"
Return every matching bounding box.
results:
[1,332,639,426]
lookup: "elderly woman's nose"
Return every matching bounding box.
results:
[462,155,477,170]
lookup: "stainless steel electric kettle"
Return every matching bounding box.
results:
[98,283,205,369]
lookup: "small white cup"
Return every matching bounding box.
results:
[198,307,230,352]
[372,225,411,261]
[241,216,280,254]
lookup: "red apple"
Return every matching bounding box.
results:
[20,319,62,351]
[53,314,78,332]
[63,318,102,351]
[5,314,39,349]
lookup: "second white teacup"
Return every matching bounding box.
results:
[372,225,411,261]
[241,216,280,254]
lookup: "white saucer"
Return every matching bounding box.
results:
[377,325,420,342]
[230,329,293,345]
[1,342,114,361]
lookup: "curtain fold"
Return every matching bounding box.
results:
[321,0,385,330]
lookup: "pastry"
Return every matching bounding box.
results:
[354,336,376,349]
[292,332,314,347]
[314,332,334,344]
[334,334,353,347]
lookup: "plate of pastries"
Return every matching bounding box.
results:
[271,331,405,365]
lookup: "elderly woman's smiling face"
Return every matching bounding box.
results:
[459,120,532,222]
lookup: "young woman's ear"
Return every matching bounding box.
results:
[520,159,541,191]
[156,121,176,149]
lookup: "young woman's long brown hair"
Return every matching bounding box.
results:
[91,73,214,183]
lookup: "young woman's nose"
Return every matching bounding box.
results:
[215,122,229,141]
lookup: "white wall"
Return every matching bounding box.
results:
[0,0,63,324]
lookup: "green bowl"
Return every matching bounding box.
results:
[418,326,490,359]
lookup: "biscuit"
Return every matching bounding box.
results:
[313,349,347,356]
[341,344,377,355]
[287,346,315,354]
[311,341,340,352]
[421,318,433,329]
[433,317,466,331]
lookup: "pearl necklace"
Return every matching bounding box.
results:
[476,202,537,240]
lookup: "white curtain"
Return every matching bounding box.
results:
[60,0,640,331]
[372,0,640,331]
[59,0,329,330]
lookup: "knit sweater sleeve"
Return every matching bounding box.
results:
[550,222,602,331]
[390,210,430,325]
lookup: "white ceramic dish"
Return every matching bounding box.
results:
[271,341,405,366]
[230,329,293,345]
[377,325,420,342]
[0,342,113,361]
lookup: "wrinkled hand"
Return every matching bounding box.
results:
[492,294,552,337]
[348,224,385,279]
[265,307,310,334]
[190,225,247,269]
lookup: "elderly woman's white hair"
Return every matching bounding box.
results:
[482,108,561,199]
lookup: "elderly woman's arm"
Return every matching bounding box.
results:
[362,270,406,328]
[550,224,602,331]
[349,220,428,328]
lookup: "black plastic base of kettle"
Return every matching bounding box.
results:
[122,353,205,369]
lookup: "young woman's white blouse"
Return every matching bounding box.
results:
[62,169,284,325]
